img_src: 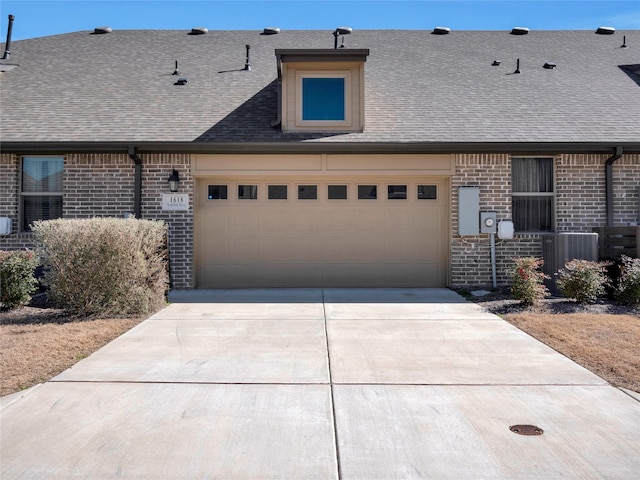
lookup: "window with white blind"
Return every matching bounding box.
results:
[21,157,64,230]
[511,157,554,232]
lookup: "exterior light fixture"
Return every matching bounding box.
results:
[168,169,180,192]
[333,26,352,49]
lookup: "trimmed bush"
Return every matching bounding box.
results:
[615,255,640,305]
[0,250,39,309]
[556,259,611,304]
[511,257,549,305]
[32,218,168,317]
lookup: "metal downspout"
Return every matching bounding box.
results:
[605,146,623,227]
[128,146,142,218]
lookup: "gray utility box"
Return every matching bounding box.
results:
[458,187,480,236]
[541,233,599,295]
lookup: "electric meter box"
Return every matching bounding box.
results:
[0,217,11,235]
[480,212,497,234]
[458,187,480,235]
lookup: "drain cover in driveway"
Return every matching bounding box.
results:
[510,424,544,436]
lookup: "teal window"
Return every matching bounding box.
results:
[21,157,64,230]
[302,78,345,121]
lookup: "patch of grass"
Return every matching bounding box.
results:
[0,316,144,396]
[503,313,640,392]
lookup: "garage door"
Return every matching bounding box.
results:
[195,177,448,288]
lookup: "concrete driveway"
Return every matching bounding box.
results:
[1,288,639,479]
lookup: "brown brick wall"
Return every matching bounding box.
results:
[0,153,193,289]
[450,153,640,289]
[2,151,638,290]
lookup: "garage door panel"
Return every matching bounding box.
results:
[350,235,384,261]
[293,263,322,286]
[259,234,293,262]
[321,264,351,285]
[229,236,259,261]
[196,177,448,288]
[259,207,291,231]
[383,264,419,287]
[227,265,263,287]
[261,264,295,286]
[384,208,415,231]
[384,235,417,262]
[414,263,444,287]
[415,209,443,230]
[353,209,384,231]
[201,236,229,262]
[319,208,353,232]
[230,209,260,231]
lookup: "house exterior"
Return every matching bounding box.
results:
[1,26,639,289]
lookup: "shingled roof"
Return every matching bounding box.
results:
[1,28,639,153]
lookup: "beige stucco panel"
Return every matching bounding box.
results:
[193,154,454,176]
[193,154,323,174]
[327,154,454,173]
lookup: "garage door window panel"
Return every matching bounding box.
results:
[208,185,228,200]
[298,185,318,200]
[388,185,407,200]
[418,185,437,200]
[328,185,348,200]
[358,185,377,200]
[238,185,258,200]
[268,185,288,200]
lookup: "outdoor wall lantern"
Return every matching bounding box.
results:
[168,169,180,192]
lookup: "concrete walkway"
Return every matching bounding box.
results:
[1,288,639,479]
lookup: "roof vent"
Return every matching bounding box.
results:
[543,62,557,69]
[262,27,280,35]
[492,60,501,66]
[432,26,451,35]
[93,26,112,34]
[510,27,529,35]
[596,26,615,35]
[174,77,188,86]
[190,27,208,35]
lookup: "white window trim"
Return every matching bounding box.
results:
[295,70,353,128]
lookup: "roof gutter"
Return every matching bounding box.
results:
[128,146,142,219]
[2,141,640,155]
[605,146,623,227]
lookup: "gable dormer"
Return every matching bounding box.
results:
[275,49,369,133]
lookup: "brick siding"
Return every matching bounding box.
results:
[2,151,638,290]
[450,153,640,288]
[0,153,193,289]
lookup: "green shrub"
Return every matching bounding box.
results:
[32,218,168,317]
[556,259,611,304]
[511,257,549,305]
[0,250,39,309]
[615,255,640,305]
